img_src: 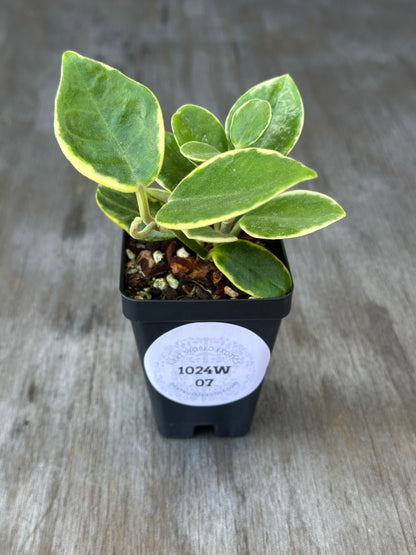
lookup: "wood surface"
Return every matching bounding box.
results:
[1,0,416,553]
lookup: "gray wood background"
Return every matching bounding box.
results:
[1,0,415,553]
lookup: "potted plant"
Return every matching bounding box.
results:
[54,51,345,438]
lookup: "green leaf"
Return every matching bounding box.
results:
[184,226,238,243]
[211,240,292,298]
[96,185,138,232]
[131,223,174,241]
[229,99,272,148]
[240,190,346,238]
[95,185,174,240]
[55,51,164,192]
[171,104,228,152]
[156,132,195,192]
[156,148,317,229]
[180,141,220,162]
[225,75,303,155]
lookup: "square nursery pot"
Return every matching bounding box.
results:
[120,233,293,438]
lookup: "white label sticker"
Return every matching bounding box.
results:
[143,322,271,406]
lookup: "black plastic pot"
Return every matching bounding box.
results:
[120,234,293,438]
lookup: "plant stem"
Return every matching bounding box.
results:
[147,187,171,203]
[135,186,153,225]
[220,218,234,234]
[129,218,156,239]
[174,230,209,259]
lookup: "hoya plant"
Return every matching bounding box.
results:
[54,51,345,298]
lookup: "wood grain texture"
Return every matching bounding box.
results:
[1,0,416,553]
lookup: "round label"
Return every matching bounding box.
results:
[143,322,271,406]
